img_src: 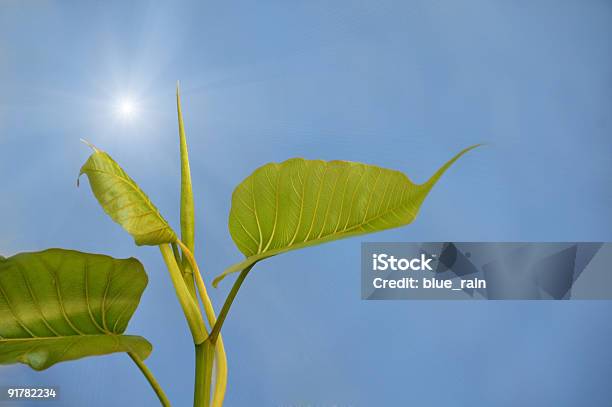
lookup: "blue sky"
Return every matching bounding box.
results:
[1,1,612,406]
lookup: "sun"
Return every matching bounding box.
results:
[115,97,138,120]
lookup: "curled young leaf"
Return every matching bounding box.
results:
[0,249,151,371]
[214,145,480,286]
[79,150,177,246]
[176,85,197,295]
[177,84,195,254]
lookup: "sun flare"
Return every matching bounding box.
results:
[115,98,138,120]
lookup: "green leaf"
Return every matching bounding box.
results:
[79,149,178,246]
[0,249,151,371]
[214,145,480,286]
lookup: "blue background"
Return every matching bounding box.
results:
[1,1,612,406]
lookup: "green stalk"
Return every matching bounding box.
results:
[178,241,227,407]
[128,352,172,407]
[194,341,215,407]
[176,85,227,406]
[159,244,207,344]
[209,264,255,344]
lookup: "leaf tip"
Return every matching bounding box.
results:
[423,143,483,189]
[80,138,99,152]
[176,81,183,108]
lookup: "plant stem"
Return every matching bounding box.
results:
[209,264,255,344]
[159,244,207,344]
[177,240,227,407]
[194,342,215,407]
[128,352,172,407]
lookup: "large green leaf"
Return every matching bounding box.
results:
[214,145,480,286]
[0,249,151,370]
[79,149,177,246]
